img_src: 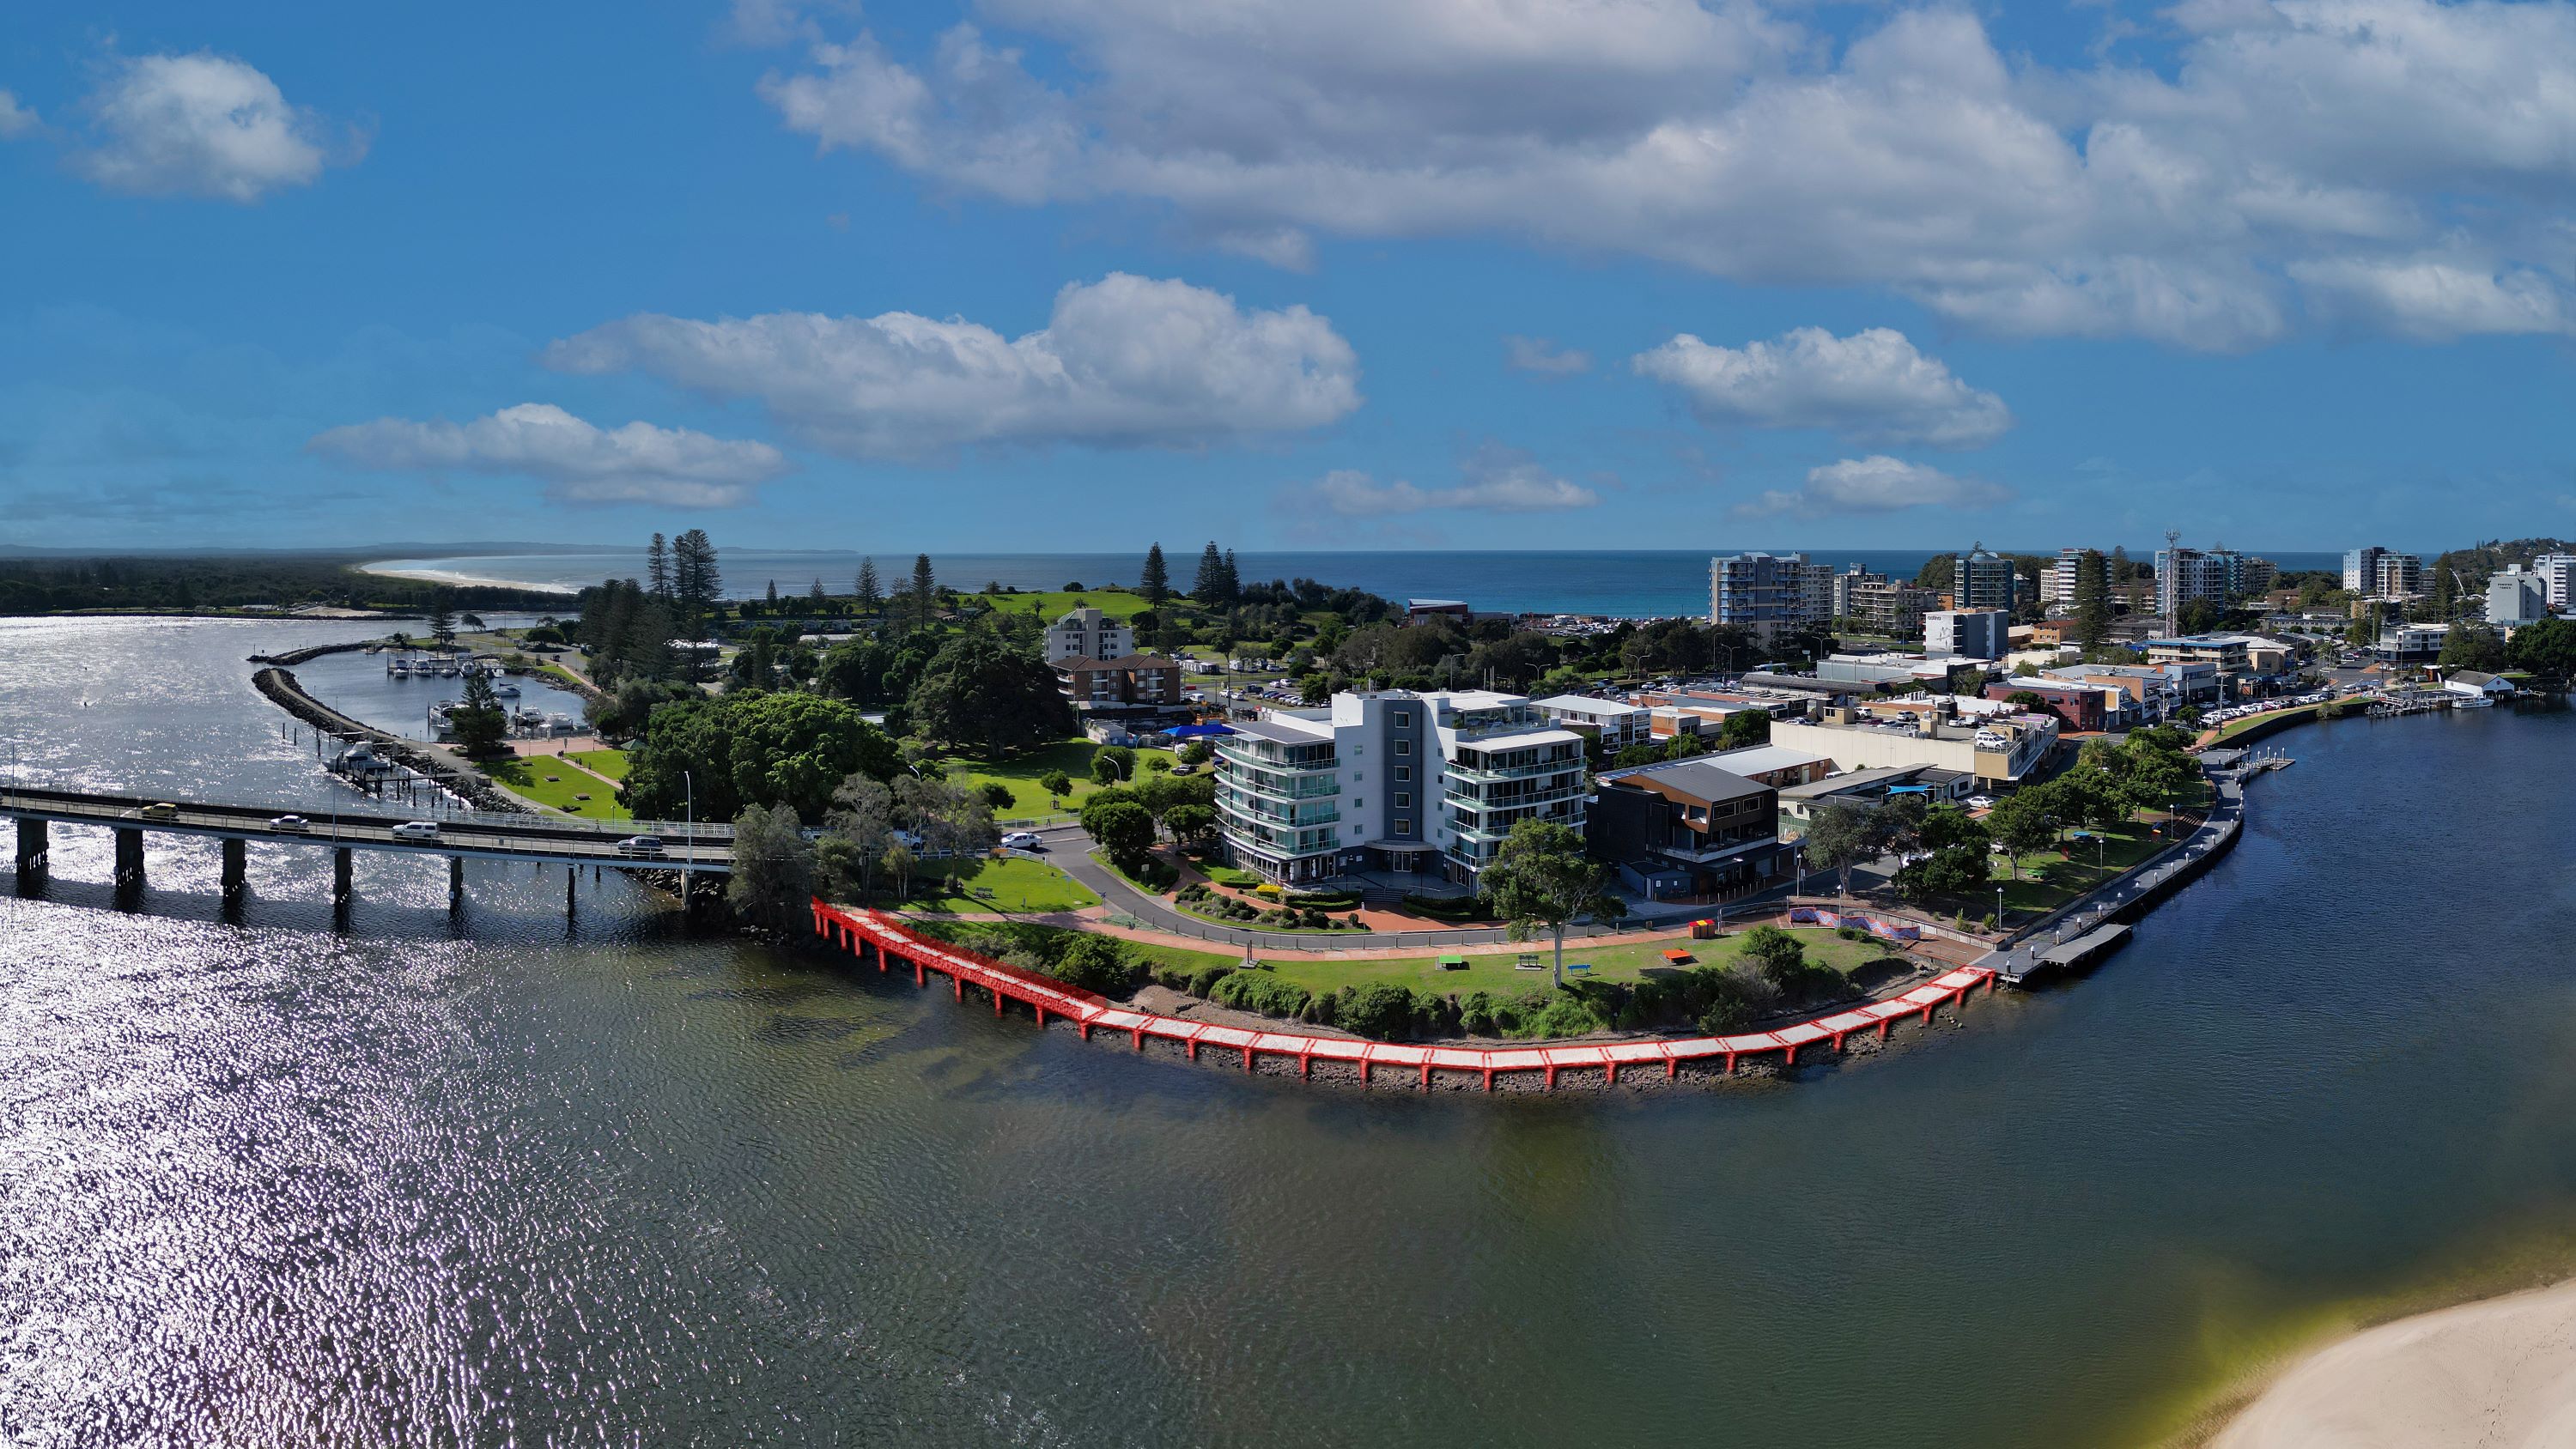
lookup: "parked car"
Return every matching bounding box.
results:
[391,821,440,840]
[268,815,310,834]
[617,835,666,858]
[999,830,1042,851]
[138,802,179,821]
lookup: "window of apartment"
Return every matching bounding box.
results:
[1392,711,1411,727]
[1394,819,1412,834]
[1394,793,1410,809]
[1394,740,1412,755]
[1394,766,1410,782]
[1352,798,1363,809]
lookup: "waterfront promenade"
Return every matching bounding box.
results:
[816,901,1998,1090]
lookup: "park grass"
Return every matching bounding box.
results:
[2208,699,2336,744]
[481,755,633,820]
[934,737,1177,822]
[977,588,1156,621]
[1987,817,2178,918]
[568,748,629,780]
[1255,929,1893,998]
[908,855,1100,915]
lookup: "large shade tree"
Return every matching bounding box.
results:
[625,693,897,823]
[907,632,1075,757]
[1479,819,1625,987]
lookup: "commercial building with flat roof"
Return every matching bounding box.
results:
[1925,609,2011,660]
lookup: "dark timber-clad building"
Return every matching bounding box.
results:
[1588,758,1786,901]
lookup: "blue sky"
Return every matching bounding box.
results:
[3,0,2573,558]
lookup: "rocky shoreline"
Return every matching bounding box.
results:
[249,664,526,815]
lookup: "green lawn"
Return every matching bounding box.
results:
[568,748,629,780]
[908,855,1100,915]
[1256,930,1893,998]
[1987,818,2178,917]
[2208,700,2338,744]
[934,737,1179,822]
[978,588,1157,621]
[482,755,633,820]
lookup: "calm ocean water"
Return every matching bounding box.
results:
[369,549,2350,619]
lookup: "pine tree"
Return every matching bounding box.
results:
[1139,543,1170,604]
[809,577,826,605]
[854,557,882,612]
[1219,549,1240,603]
[765,577,780,605]
[647,533,671,598]
[1193,542,1226,602]
[911,553,937,631]
[2075,549,2113,647]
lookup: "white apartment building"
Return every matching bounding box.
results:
[2041,547,2086,609]
[2534,553,2576,609]
[1214,690,1588,886]
[1043,606,1133,663]
[2488,567,2551,627]
[1924,608,2011,660]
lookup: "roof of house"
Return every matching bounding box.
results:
[1779,764,1941,800]
[1597,758,1771,805]
[1533,694,1643,717]
[1703,744,1832,776]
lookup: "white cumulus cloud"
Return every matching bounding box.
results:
[1307,447,1599,517]
[1633,326,2012,447]
[70,52,357,202]
[309,403,790,508]
[751,0,2576,347]
[1739,455,2012,518]
[1504,336,1592,375]
[0,91,37,139]
[544,273,1361,458]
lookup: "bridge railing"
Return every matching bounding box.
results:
[0,784,731,844]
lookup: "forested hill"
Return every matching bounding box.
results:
[0,555,568,615]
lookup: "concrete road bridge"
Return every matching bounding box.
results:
[1,785,730,911]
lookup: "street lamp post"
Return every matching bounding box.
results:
[1996,883,2005,931]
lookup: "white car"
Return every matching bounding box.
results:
[617,835,667,858]
[999,830,1042,851]
[391,821,440,840]
[268,815,310,834]
[1965,795,1996,809]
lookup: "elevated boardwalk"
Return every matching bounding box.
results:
[814,903,1996,1091]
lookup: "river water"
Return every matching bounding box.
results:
[3,615,2573,1448]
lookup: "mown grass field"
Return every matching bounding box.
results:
[977,589,1157,621]
[483,755,632,820]
[1253,929,1894,997]
[568,748,629,780]
[908,855,1100,915]
[934,737,1179,822]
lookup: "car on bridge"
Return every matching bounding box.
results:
[138,802,179,821]
[617,835,667,858]
[391,821,440,840]
[268,815,310,834]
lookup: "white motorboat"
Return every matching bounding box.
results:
[492,682,521,698]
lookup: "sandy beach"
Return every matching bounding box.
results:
[2211,1279,2576,1449]
[357,560,579,593]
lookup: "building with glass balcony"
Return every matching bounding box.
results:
[1212,689,1589,888]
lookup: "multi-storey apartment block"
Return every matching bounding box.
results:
[1214,690,1587,887]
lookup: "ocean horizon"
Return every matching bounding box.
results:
[368,547,2350,620]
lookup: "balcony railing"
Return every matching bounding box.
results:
[1443,780,1587,809]
[1220,766,1340,800]
[1218,791,1340,830]
[1216,741,1337,774]
[1444,756,1582,785]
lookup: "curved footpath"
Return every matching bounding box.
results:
[812,901,1996,1091]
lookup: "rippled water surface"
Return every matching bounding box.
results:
[5,615,2575,1447]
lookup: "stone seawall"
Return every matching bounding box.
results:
[251,666,526,815]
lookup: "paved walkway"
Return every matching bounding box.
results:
[1978,769,2251,979]
[1036,822,1744,953]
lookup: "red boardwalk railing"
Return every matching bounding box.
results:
[810,900,1996,1092]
